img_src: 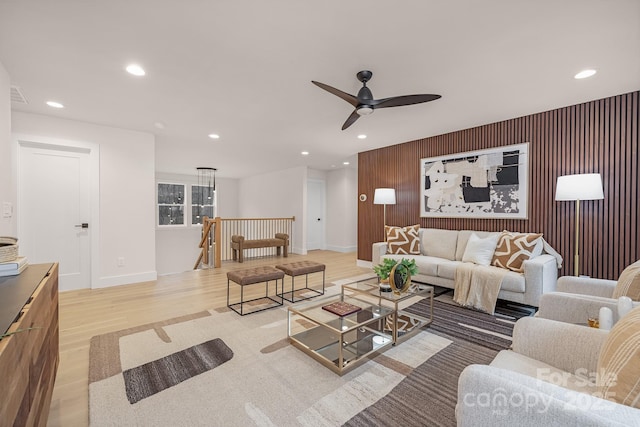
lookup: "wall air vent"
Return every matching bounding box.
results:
[10,85,28,104]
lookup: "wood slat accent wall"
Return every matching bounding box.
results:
[358,91,639,279]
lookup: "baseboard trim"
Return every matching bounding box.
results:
[356,259,373,269]
[325,245,357,253]
[95,271,158,289]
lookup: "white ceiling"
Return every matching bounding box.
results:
[1,1,639,179]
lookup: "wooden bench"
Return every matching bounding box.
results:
[230,233,289,263]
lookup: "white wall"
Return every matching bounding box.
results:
[236,166,358,257]
[238,166,306,254]
[155,172,239,275]
[0,61,15,236]
[326,168,358,252]
[12,112,156,288]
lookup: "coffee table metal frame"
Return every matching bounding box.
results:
[287,294,394,375]
[341,277,434,344]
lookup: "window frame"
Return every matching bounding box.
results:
[157,182,187,227]
[190,184,217,227]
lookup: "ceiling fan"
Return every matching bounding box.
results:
[312,70,441,130]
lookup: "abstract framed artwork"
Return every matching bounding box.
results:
[420,143,529,218]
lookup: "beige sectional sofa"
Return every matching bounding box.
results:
[372,228,561,307]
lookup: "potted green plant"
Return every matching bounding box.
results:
[374,258,419,294]
[373,258,398,281]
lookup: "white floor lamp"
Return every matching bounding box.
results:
[374,188,396,242]
[555,173,604,276]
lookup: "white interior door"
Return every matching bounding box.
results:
[19,144,91,291]
[307,179,325,251]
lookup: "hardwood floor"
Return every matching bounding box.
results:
[46,250,370,427]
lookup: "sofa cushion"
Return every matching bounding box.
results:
[437,260,463,280]
[612,260,640,301]
[383,253,439,277]
[597,304,640,408]
[455,230,501,261]
[421,228,458,260]
[492,231,543,273]
[437,261,525,293]
[500,270,526,293]
[385,224,421,255]
[461,233,499,266]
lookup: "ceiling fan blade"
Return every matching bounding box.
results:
[341,110,360,130]
[312,81,359,107]
[373,94,441,109]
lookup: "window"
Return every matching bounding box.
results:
[157,183,185,226]
[191,184,215,225]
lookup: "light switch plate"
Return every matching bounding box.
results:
[2,202,12,218]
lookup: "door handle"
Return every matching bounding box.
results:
[75,223,89,229]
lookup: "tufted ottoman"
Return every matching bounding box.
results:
[227,266,284,315]
[275,261,325,303]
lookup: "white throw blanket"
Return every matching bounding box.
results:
[542,239,563,268]
[453,263,509,314]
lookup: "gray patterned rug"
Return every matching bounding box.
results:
[89,292,517,426]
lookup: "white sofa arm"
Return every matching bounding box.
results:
[512,317,608,375]
[371,242,387,266]
[521,254,558,307]
[537,292,640,324]
[457,365,640,427]
[557,276,617,298]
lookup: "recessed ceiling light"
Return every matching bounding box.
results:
[343,161,350,165]
[208,134,220,139]
[46,101,64,108]
[574,69,596,79]
[357,134,367,139]
[126,64,146,76]
[301,151,309,156]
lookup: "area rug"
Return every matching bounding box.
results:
[89,289,517,426]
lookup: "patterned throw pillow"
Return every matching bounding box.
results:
[597,304,640,408]
[385,225,420,255]
[612,260,640,301]
[491,231,543,273]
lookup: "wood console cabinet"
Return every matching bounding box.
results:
[0,263,59,427]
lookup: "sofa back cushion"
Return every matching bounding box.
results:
[385,224,421,255]
[612,260,640,301]
[455,230,501,261]
[597,304,640,408]
[420,228,459,260]
[491,231,543,273]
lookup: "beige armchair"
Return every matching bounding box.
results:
[537,261,640,324]
[457,307,640,426]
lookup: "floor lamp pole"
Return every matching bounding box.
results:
[574,199,580,276]
[383,204,387,242]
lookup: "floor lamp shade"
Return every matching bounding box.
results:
[373,188,396,205]
[374,188,396,241]
[555,173,604,201]
[555,173,604,276]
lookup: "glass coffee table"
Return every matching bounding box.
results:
[341,276,433,344]
[287,294,394,375]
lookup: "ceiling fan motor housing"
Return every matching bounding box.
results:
[312,69,441,129]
